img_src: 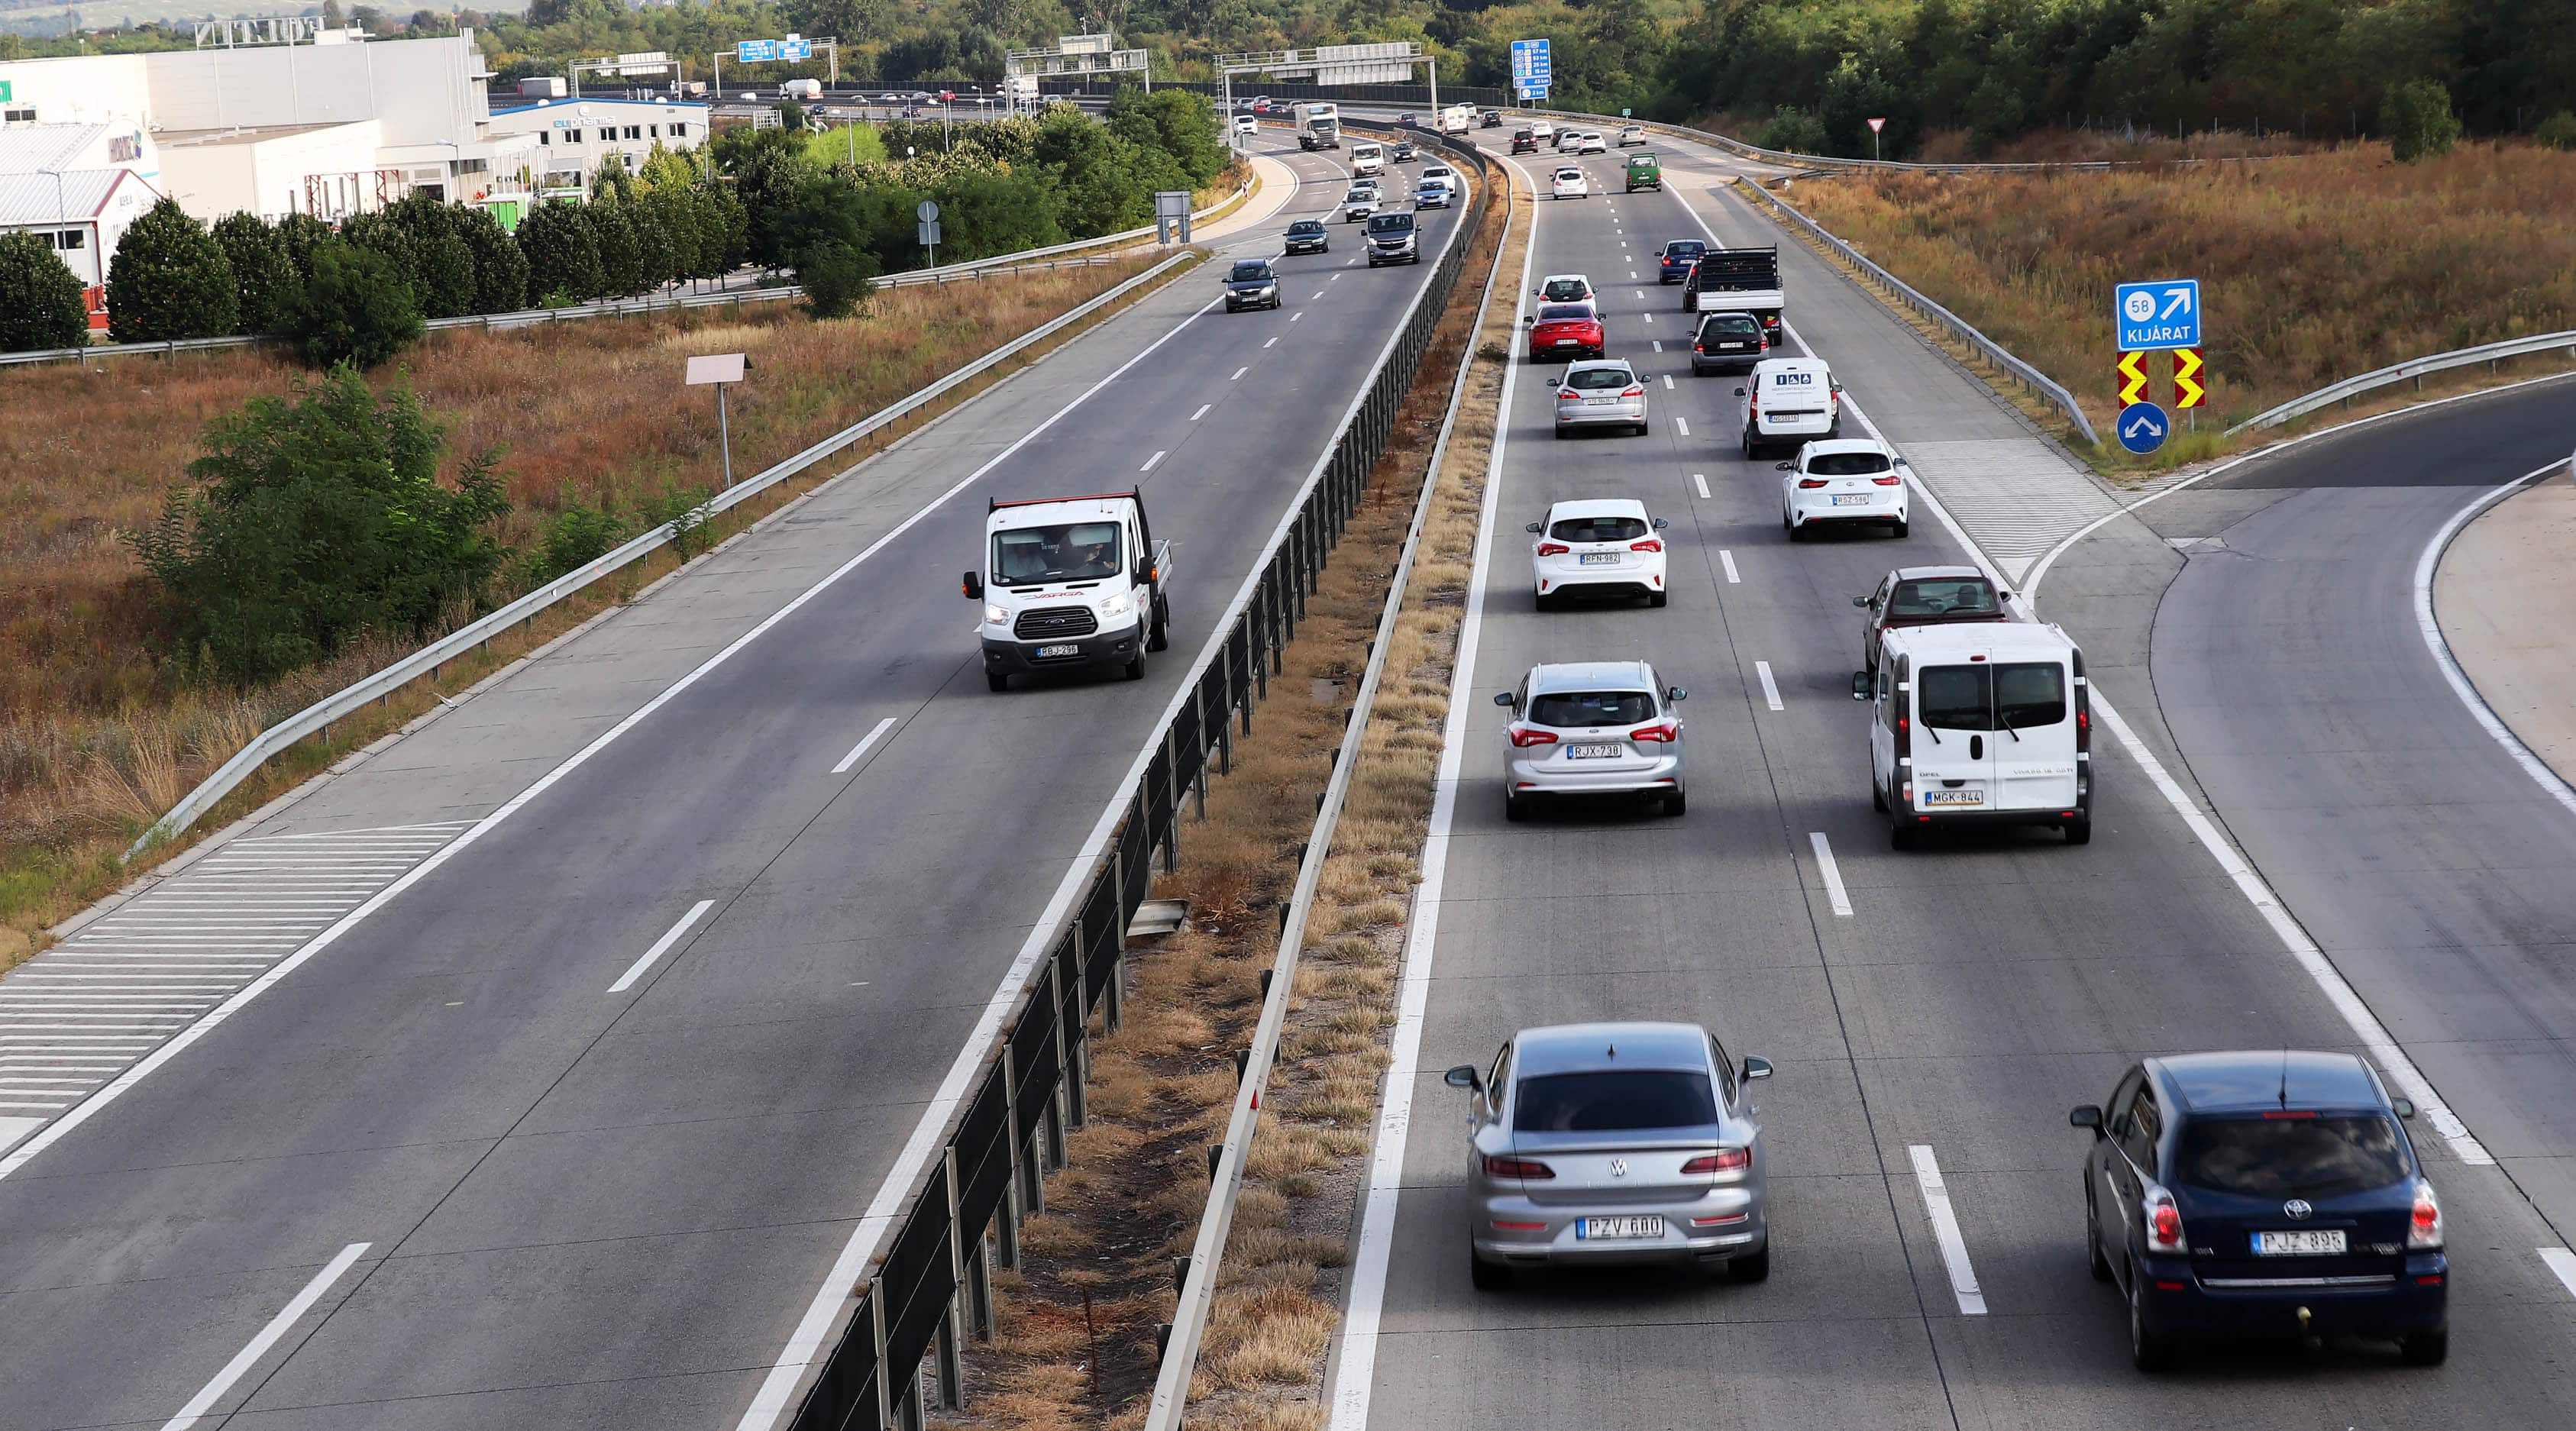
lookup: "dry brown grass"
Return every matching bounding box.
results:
[929,165,1521,1431]
[0,257,1172,959]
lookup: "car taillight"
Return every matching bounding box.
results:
[2144,1183,2186,1253]
[1747,389,1759,418]
[1873,475,1902,486]
[1630,538,1663,553]
[1621,384,1645,397]
[1682,1148,1750,1173]
[1894,713,1911,761]
[1556,388,1579,399]
[1482,1155,1555,1179]
[1798,478,1828,489]
[2410,1180,2444,1249]
[1508,725,1559,748]
[1629,721,1679,743]
[1537,541,1570,556]
[2077,703,2090,753]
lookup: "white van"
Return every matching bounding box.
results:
[1734,356,1841,459]
[1349,141,1386,177]
[1853,623,2091,847]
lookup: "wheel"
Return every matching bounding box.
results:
[2066,817,2093,846]
[1123,648,1147,681]
[1534,589,1553,612]
[1872,774,1887,812]
[1890,516,1910,538]
[1662,789,1686,817]
[1553,425,1568,440]
[1471,1245,1513,1290]
[1146,615,1169,652]
[2400,1329,2449,1366]
[1648,591,1667,609]
[2086,1186,2113,1282]
[1731,1243,1770,1282]
[1890,812,1918,851]
[2129,1266,2175,1371]
[1504,790,1528,822]
[986,671,1009,693]
[1789,519,1809,543]
[1781,509,1794,535]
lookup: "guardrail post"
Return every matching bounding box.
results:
[995,1044,1022,1270]
[1217,643,1234,778]
[1160,727,1182,876]
[1052,955,1084,1129]
[968,1218,995,1340]
[1104,845,1126,1035]
[939,1145,967,1409]
[869,1283,895,1430]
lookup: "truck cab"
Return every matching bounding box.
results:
[965,492,1173,691]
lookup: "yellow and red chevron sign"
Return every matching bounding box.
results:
[2117,350,2151,407]
[2173,347,2206,409]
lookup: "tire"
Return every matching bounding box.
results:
[1789,519,1809,543]
[1890,516,1910,538]
[2066,817,2093,846]
[1731,1243,1770,1283]
[1471,1245,1514,1290]
[1146,614,1169,653]
[986,671,1009,693]
[1890,811,1918,851]
[1663,789,1686,817]
[2087,1186,2113,1282]
[1504,790,1528,822]
[1649,591,1668,609]
[1534,589,1553,612]
[2129,1266,2175,1371]
[2400,1329,2449,1366]
[1553,425,1569,440]
[1123,648,1147,681]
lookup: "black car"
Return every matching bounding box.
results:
[1283,218,1330,256]
[1481,109,1503,128]
[1223,259,1282,312]
[1391,141,1417,163]
[2072,1051,2448,1371]
[1690,312,1766,374]
[1511,128,1540,154]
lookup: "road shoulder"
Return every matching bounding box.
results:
[2439,476,2576,783]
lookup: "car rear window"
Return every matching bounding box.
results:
[1556,168,1582,179]
[1550,514,1649,542]
[1995,662,2067,728]
[1514,1071,1718,1132]
[1542,279,1588,299]
[1666,242,1706,260]
[1528,690,1653,727]
[2174,1115,2410,1199]
[1806,451,1892,476]
[1889,580,1999,618]
[1537,303,1592,321]
[1563,367,1634,391]
[1918,665,1993,732]
[1698,315,1757,337]
[1917,661,2066,731]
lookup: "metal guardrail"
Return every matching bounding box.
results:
[1,180,1251,368]
[2228,331,2576,434]
[779,124,1495,1431]
[1139,128,1508,1431]
[122,248,1202,861]
[1741,180,2102,447]
[1469,102,2254,176]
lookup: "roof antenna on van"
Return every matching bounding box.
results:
[1605,1042,1616,1059]
[2278,1048,2290,1109]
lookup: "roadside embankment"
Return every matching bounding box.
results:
[2435,475,2576,787]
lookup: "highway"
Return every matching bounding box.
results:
[0,133,1468,1431]
[1323,122,2576,1430]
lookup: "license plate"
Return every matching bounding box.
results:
[1831,494,1872,506]
[1578,553,1619,566]
[1584,396,1616,405]
[1923,788,1983,806]
[1564,743,1622,760]
[1577,1215,1663,1239]
[1722,342,1750,350]
[1036,644,1081,658]
[2254,1229,2348,1256]
[1555,338,1578,346]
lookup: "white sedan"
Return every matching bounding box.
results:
[1781,438,1912,541]
[1551,166,1589,200]
[1528,497,1669,608]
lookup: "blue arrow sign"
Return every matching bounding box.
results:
[780,37,812,60]
[2117,401,2170,455]
[2115,278,2200,350]
[735,39,776,62]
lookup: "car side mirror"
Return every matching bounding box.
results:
[1831,381,1845,393]
[1775,462,1794,472]
[1666,686,1687,702]
[1524,521,1543,533]
[1998,590,2013,601]
[2070,1103,2103,1132]
[1852,671,1874,701]
[1853,596,1870,608]
[1740,1055,1772,1082]
[2391,1097,2416,1120]
[1521,315,1534,328]
[1492,690,1515,707]
[1733,386,1747,397]
[1444,1064,1482,1091]
[1652,516,1669,530]
[962,571,983,599]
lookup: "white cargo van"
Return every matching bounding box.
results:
[1734,356,1841,459]
[965,492,1174,692]
[1853,623,2091,847]
[1349,141,1386,177]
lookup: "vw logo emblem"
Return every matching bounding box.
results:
[1609,1158,1629,1178]
[2283,1198,2313,1220]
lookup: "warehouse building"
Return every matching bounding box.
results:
[483,95,711,205]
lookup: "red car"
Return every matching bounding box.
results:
[1856,564,2012,669]
[1527,301,1604,361]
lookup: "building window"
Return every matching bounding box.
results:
[60,230,84,250]
[671,122,688,137]
[537,131,550,146]
[625,124,642,141]
[648,124,659,138]
[565,128,582,143]
[3,107,36,124]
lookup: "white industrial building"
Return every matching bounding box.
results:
[484,96,710,205]
[0,123,164,330]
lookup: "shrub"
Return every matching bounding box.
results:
[456,208,528,313]
[797,239,878,319]
[211,213,301,335]
[523,495,625,583]
[105,196,238,342]
[276,212,334,283]
[125,365,509,683]
[1757,104,1831,155]
[636,483,715,558]
[517,202,603,304]
[0,230,91,352]
[2383,80,2461,163]
[291,237,424,370]
[2540,111,2576,151]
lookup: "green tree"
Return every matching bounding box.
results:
[640,181,703,286]
[929,167,1065,260]
[276,212,334,283]
[292,237,424,369]
[454,208,528,313]
[693,183,749,279]
[105,196,238,343]
[626,198,676,291]
[797,240,878,319]
[517,201,603,303]
[211,213,300,334]
[127,365,509,682]
[0,229,91,352]
[585,202,645,296]
[1756,104,1831,154]
[2541,111,2576,150]
[1105,86,1227,187]
[2383,79,2463,160]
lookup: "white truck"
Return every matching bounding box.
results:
[1681,245,1786,341]
[780,78,823,100]
[1438,102,1477,135]
[965,492,1174,691]
[1294,102,1342,150]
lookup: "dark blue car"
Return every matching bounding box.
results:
[1657,239,1706,285]
[2072,1051,2447,1370]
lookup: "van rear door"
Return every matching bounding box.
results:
[1909,661,1997,812]
[1989,657,2080,812]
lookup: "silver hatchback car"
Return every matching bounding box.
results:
[1493,661,1686,817]
[1553,359,1649,438]
[1448,1022,1773,1287]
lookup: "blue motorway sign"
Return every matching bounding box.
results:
[1510,38,1553,86]
[2116,401,2170,455]
[780,37,812,60]
[735,39,776,62]
[2115,278,2201,350]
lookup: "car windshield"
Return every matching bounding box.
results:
[1366,214,1414,234]
[1563,367,1634,391]
[1917,661,2066,731]
[1288,221,1321,234]
[2174,1115,2411,1199]
[1528,690,1654,728]
[1806,451,1893,476]
[1230,263,1271,280]
[1345,190,1372,203]
[1889,579,2000,619]
[1514,1071,1718,1132]
[1536,304,1593,323]
[1550,514,1649,542]
[993,522,1121,586]
[1543,279,1587,299]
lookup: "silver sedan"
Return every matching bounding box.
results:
[1553,359,1648,438]
[1448,1021,1773,1286]
[1494,660,1686,817]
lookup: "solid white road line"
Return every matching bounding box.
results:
[2413,464,2576,826]
[1327,150,1542,1431]
[609,900,715,994]
[1140,450,1168,473]
[1693,473,1711,499]
[158,1242,370,1431]
[829,717,900,776]
[1189,403,1212,422]
[1808,832,1853,917]
[1754,661,1784,711]
[1909,1146,1987,1315]
[1719,550,1740,583]
[1233,366,1249,379]
[2541,1247,2576,1299]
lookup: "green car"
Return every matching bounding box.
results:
[1624,152,1663,192]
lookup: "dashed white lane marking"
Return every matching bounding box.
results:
[1754,661,1784,711]
[159,1242,371,1431]
[1909,1146,1988,1315]
[1628,270,1637,280]
[2541,1247,2576,1299]
[1330,273,1343,281]
[1672,415,1686,434]
[1695,473,1712,500]
[1641,312,1652,324]
[1653,340,1663,353]
[1291,312,1304,322]
[1189,403,1211,422]
[609,900,716,995]
[1311,290,1325,300]
[1263,336,1279,349]
[831,716,900,775]
[1232,366,1249,380]
[1808,832,1853,917]
[1141,449,1168,473]
[1663,374,1674,390]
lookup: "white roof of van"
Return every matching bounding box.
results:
[1884,622,2075,660]
[1753,356,1829,376]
